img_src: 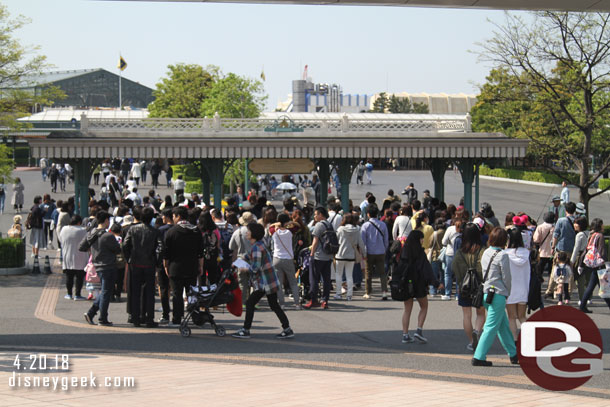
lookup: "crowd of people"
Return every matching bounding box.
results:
[5,158,610,367]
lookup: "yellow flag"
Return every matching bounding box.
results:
[260,68,266,81]
[118,56,127,71]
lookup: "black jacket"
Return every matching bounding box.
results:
[79,228,121,272]
[163,222,203,278]
[123,223,161,267]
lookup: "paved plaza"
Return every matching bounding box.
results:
[1,168,609,405]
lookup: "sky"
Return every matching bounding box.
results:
[3,0,522,110]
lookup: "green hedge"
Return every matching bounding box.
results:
[599,178,610,191]
[185,180,203,194]
[478,166,575,184]
[0,238,25,268]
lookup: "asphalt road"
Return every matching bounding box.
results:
[1,167,609,398]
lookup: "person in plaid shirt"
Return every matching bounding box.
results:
[232,222,294,339]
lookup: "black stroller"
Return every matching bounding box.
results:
[179,267,239,338]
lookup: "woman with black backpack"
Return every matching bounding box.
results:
[198,211,221,286]
[393,230,443,344]
[451,223,486,352]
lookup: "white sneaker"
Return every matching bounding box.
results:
[363,294,371,300]
[333,294,342,300]
[441,295,450,300]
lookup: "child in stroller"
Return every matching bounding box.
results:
[179,267,240,337]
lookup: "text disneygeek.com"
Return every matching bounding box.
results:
[9,372,136,391]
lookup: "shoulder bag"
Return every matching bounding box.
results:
[472,250,500,308]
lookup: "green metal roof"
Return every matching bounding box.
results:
[9,69,102,88]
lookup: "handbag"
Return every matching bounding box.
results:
[598,266,610,299]
[583,233,605,269]
[85,256,100,284]
[472,250,500,308]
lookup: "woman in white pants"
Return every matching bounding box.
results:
[335,214,366,300]
[272,213,301,309]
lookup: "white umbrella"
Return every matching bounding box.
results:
[275,182,298,191]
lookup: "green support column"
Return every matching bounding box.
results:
[317,159,330,207]
[336,159,354,213]
[428,159,448,202]
[456,159,475,217]
[74,159,93,218]
[244,159,249,193]
[475,163,480,215]
[199,163,211,205]
[203,159,224,208]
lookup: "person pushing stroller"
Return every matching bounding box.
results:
[232,223,295,339]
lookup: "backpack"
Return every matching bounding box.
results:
[202,231,220,261]
[390,259,418,301]
[219,224,233,259]
[459,250,481,302]
[452,233,463,253]
[320,220,339,255]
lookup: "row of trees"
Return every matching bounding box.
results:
[370,92,429,113]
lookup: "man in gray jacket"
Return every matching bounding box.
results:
[80,211,121,326]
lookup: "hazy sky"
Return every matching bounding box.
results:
[4,0,522,110]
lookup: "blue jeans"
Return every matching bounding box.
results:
[430,260,443,295]
[580,269,610,310]
[87,269,117,322]
[0,193,5,212]
[444,255,454,296]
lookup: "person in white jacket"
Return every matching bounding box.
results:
[504,228,531,341]
[130,161,142,185]
[392,206,412,241]
[335,213,366,300]
[59,215,89,300]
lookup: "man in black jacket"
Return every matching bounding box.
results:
[123,207,161,327]
[80,211,121,326]
[163,206,203,327]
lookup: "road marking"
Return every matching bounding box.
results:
[29,274,610,398]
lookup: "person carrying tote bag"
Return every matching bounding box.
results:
[578,218,610,313]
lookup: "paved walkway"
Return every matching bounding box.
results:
[1,351,608,406]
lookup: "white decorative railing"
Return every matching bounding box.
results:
[81,113,471,134]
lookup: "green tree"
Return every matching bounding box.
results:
[0,5,63,128]
[147,64,217,118]
[148,64,267,193]
[412,102,429,114]
[474,11,610,213]
[371,92,388,113]
[0,144,14,182]
[200,73,266,118]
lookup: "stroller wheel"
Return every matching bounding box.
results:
[180,326,191,337]
[215,326,226,337]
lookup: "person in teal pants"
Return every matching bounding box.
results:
[472,227,519,367]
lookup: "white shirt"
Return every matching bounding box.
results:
[272,229,293,259]
[59,225,89,271]
[328,211,342,230]
[561,187,569,204]
[126,179,137,191]
[131,162,142,178]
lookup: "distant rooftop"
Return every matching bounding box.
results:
[18,107,149,122]
[8,69,102,88]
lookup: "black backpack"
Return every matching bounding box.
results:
[459,250,481,301]
[202,231,220,261]
[320,220,339,255]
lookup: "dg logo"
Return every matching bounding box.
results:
[518,306,603,391]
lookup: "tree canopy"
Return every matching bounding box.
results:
[147,64,217,118]
[473,11,610,212]
[0,4,63,129]
[148,64,266,119]
[371,92,429,113]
